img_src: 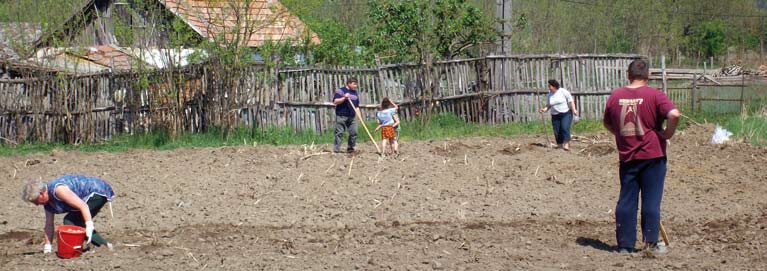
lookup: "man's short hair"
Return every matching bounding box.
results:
[346,77,358,85]
[627,59,650,81]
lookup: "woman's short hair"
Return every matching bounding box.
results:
[21,180,46,203]
[548,79,560,89]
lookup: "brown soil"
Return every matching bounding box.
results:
[0,124,765,270]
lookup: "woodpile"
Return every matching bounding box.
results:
[717,64,759,77]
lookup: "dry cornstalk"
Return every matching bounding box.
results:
[369,170,382,184]
[483,177,492,197]
[187,252,199,263]
[348,157,354,176]
[0,136,18,145]
[325,160,336,173]
[390,182,401,201]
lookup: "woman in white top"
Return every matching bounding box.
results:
[538,79,579,151]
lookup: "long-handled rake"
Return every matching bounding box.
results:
[349,99,382,154]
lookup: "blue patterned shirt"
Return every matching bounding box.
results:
[43,175,115,214]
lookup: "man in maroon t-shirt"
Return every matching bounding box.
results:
[603,59,681,255]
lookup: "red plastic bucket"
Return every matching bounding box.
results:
[56,225,86,259]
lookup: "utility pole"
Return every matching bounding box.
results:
[496,0,512,55]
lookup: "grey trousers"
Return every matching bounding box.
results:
[334,115,357,152]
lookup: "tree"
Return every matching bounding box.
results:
[305,19,367,65]
[691,20,727,58]
[360,0,498,126]
[362,0,498,62]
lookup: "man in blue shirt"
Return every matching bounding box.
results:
[333,78,360,153]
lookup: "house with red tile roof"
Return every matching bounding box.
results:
[35,0,319,49]
[5,0,319,75]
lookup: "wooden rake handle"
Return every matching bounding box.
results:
[660,222,670,246]
[540,112,551,148]
[348,99,381,154]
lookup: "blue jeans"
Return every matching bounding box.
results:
[551,111,572,145]
[615,157,667,249]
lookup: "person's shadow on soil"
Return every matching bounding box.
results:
[576,237,616,252]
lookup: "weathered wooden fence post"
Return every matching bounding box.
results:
[691,73,697,112]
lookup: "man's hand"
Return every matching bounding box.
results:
[43,243,52,254]
[343,93,350,99]
[538,108,546,113]
[573,109,579,116]
[661,129,675,140]
[662,109,681,140]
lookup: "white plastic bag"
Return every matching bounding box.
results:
[710,125,733,144]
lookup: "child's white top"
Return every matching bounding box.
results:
[376,108,398,125]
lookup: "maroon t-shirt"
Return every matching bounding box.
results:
[603,86,677,162]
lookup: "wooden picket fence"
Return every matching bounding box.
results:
[0,54,641,144]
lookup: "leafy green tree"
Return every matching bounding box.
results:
[362,0,498,62]
[691,20,727,58]
[305,19,367,65]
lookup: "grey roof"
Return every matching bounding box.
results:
[0,22,43,61]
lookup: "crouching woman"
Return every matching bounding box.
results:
[21,175,115,253]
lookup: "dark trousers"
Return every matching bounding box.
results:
[615,157,667,249]
[551,111,573,144]
[63,195,109,246]
[334,115,358,152]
